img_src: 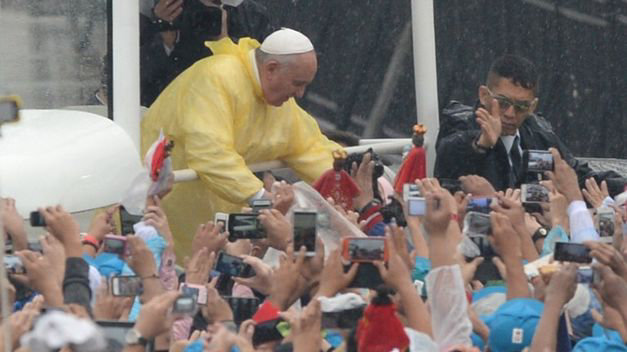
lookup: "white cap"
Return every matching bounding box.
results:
[260,28,314,55]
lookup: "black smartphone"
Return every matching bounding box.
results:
[111,276,143,297]
[227,213,266,241]
[119,206,142,236]
[554,242,592,263]
[29,211,45,227]
[252,319,284,346]
[293,211,317,255]
[214,252,255,278]
[523,150,554,173]
[184,1,223,37]
[345,262,384,289]
[223,296,261,324]
[103,235,128,256]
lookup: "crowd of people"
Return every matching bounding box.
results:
[3,1,627,351]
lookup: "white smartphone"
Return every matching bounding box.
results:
[214,212,229,233]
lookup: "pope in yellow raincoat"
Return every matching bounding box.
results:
[141,30,339,258]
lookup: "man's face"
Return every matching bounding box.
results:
[479,78,537,136]
[260,52,318,107]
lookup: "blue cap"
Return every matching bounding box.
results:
[573,336,627,351]
[472,285,507,302]
[484,298,544,352]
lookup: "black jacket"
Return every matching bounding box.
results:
[434,101,626,197]
[140,0,274,107]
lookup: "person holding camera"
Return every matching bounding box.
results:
[140,0,274,106]
[141,28,340,257]
[434,54,625,196]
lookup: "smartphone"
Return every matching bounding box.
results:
[103,235,127,256]
[293,211,317,255]
[466,198,492,214]
[119,206,142,236]
[214,212,228,234]
[29,211,45,227]
[250,199,272,213]
[596,207,615,243]
[27,241,43,253]
[342,237,387,263]
[467,234,496,258]
[521,184,550,203]
[172,295,197,316]
[554,242,592,263]
[576,267,594,284]
[223,296,261,324]
[463,212,492,236]
[214,252,255,278]
[523,150,554,173]
[111,276,143,297]
[403,183,421,201]
[180,283,207,305]
[4,255,25,274]
[407,197,426,216]
[227,213,266,241]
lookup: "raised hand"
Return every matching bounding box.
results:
[88,205,117,241]
[459,175,496,197]
[39,205,82,257]
[545,148,583,203]
[190,221,227,256]
[232,255,274,295]
[475,98,502,148]
[351,152,375,210]
[153,0,183,23]
[316,249,358,298]
[1,197,28,251]
[257,209,292,251]
[582,178,609,209]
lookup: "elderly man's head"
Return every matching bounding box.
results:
[255,28,317,107]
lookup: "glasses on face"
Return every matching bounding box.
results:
[486,89,534,114]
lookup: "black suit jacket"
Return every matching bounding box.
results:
[434,101,626,196]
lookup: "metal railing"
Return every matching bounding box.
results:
[173,138,416,183]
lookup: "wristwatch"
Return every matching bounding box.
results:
[531,227,548,243]
[125,329,149,346]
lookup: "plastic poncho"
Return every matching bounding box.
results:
[141,37,339,258]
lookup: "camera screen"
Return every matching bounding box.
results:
[228,214,265,239]
[347,238,385,262]
[103,238,126,255]
[29,211,46,227]
[597,210,615,241]
[4,255,25,274]
[403,183,421,200]
[576,267,594,284]
[251,199,272,213]
[554,242,592,263]
[407,198,426,216]
[522,184,550,203]
[463,212,492,236]
[526,150,554,172]
[119,207,142,236]
[173,296,196,314]
[112,276,143,297]
[293,212,317,253]
[215,252,253,277]
[468,234,495,258]
[466,198,492,214]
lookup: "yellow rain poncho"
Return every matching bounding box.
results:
[141,37,339,258]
